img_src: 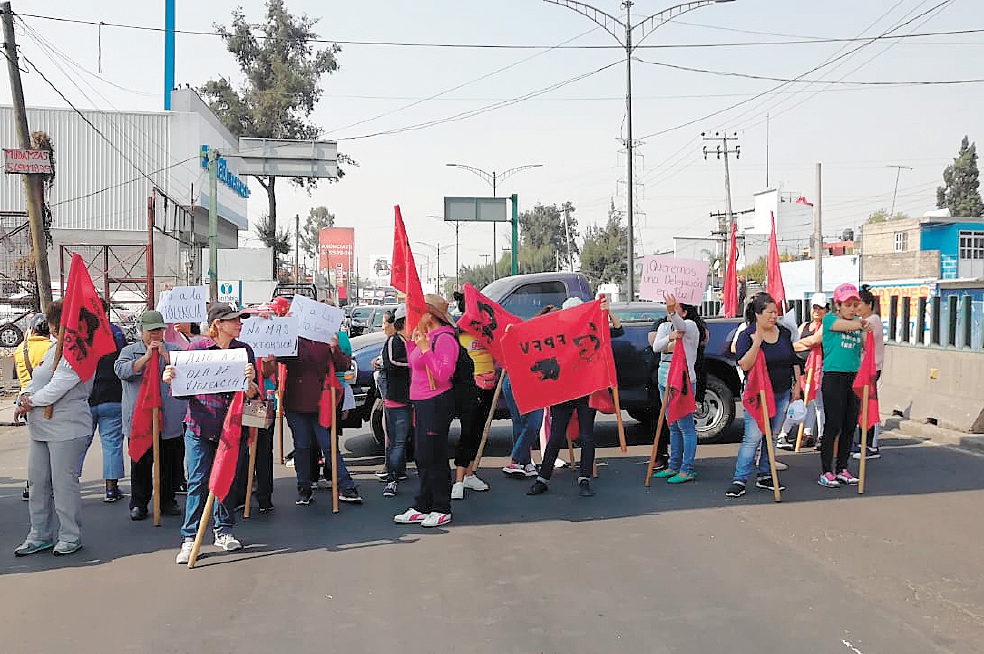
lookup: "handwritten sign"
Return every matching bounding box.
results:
[289,295,344,344]
[638,256,709,305]
[169,348,248,397]
[157,286,207,324]
[239,316,298,357]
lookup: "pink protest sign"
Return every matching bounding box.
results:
[638,256,709,305]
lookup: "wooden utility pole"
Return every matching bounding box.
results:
[814,163,823,293]
[2,1,54,310]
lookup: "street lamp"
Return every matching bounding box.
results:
[543,0,736,301]
[446,162,543,280]
[415,241,455,293]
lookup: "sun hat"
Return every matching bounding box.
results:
[423,294,454,325]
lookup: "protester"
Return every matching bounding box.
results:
[853,285,884,460]
[14,313,52,501]
[451,292,493,500]
[725,293,802,498]
[816,283,871,488]
[230,358,277,514]
[13,300,93,557]
[394,294,457,527]
[165,304,259,564]
[115,310,187,521]
[528,297,623,498]
[784,292,829,450]
[380,306,412,497]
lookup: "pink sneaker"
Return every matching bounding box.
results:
[836,469,859,485]
[818,472,841,488]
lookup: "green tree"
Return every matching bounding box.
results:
[867,209,910,224]
[579,200,628,290]
[298,205,334,261]
[519,202,579,271]
[254,213,291,256]
[937,136,983,217]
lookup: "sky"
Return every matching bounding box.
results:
[4,0,983,282]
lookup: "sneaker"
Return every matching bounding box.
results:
[22,483,29,501]
[214,533,242,552]
[317,478,332,491]
[773,461,788,471]
[14,539,53,557]
[375,470,408,482]
[421,511,452,528]
[852,447,881,460]
[462,474,489,491]
[652,468,679,479]
[285,458,295,469]
[382,481,398,497]
[755,475,785,491]
[652,458,669,472]
[103,487,124,503]
[578,478,595,497]
[258,504,274,514]
[451,482,465,500]
[836,469,859,485]
[850,444,861,455]
[175,540,194,564]
[130,506,149,521]
[310,482,318,492]
[527,480,549,496]
[776,434,794,451]
[393,508,428,524]
[522,463,538,477]
[295,491,313,506]
[725,481,746,498]
[52,541,83,557]
[338,487,363,504]
[234,503,246,513]
[501,463,527,477]
[818,472,841,488]
[666,472,696,485]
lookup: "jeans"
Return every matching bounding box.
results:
[286,412,356,494]
[454,386,494,468]
[231,425,274,508]
[412,391,455,514]
[179,431,236,541]
[658,383,698,475]
[733,391,790,483]
[821,372,859,474]
[130,436,182,511]
[384,404,412,481]
[27,436,88,546]
[79,402,124,480]
[538,397,596,482]
[503,374,543,466]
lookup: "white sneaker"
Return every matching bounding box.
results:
[175,540,194,564]
[421,511,452,528]
[214,533,242,552]
[451,482,465,500]
[501,463,526,477]
[773,461,788,471]
[523,463,538,477]
[393,508,428,524]
[462,474,489,491]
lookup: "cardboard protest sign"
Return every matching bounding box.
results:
[639,256,709,305]
[169,348,248,397]
[157,286,207,324]
[289,295,344,344]
[239,316,298,357]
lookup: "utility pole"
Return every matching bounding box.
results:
[814,162,823,293]
[887,165,913,217]
[703,131,741,262]
[562,204,575,273]
[624,0,636,298]
[3,1,54,310]
[207,147,218,303]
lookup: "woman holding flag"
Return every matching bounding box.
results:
[853,285,884,460]
[781,292,830,450]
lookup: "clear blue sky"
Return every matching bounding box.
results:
[5,0,983,276]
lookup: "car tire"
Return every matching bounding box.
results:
[694,375,735,444]
[0,323,23,348]
[627,408,653,424]
[369,398,385,454]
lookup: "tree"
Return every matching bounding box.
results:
[298,206,334,261]
[937,136,983,217]
[254,213,291,256]
[867,209,909,224]
[518,202,579,271]
[579,200,628,291]
[740,253,796,283]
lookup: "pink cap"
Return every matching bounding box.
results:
[832,283,860,304]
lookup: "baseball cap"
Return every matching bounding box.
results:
[28,313,46,331]
[140,310,166,331]
[207,303,249,324]
[394,304,406,320]
[832,283,861,304]
[810,292,829,308]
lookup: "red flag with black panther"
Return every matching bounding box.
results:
[209,391,244,502]
[852,331,880,429]
[458,283,521,363]
[128,352,161,461]
[59,254,116,381]
[742,350,776,434]
[665,343,696,423]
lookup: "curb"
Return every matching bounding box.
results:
[882,416,984,455]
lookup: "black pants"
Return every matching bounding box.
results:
[820,371,859,474]
[539,396,596,482]
[171,434,186,488]
[412,391,455,514]
[454,387,494,468]
[130,437,182,511]
[232,425,274,508]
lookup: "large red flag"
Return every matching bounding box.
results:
[319,356,344,429]
[59,254,116,381]
[742,350,776,435]
[499,299,614,415]
[128,351,161,461]
[208,391,245,502]
[390,206,427,332]
[722,221,739,318]
[664,343,696,423]
[802,347,822,404]
[766,211,787,311]
[458,283,521,363]
[852,332,880,430]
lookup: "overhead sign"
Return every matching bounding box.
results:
[157,285,208,323]
[638,256,709,305]
[444,196,509,223]
[3,148,53,174]
[200,145,250,198]
[169,348,249,397]
[289,294,344,344]
[239,316,298,357]
[237,137,338,179]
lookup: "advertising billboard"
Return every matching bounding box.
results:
[319,227,355,273]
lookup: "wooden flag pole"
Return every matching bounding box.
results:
[186,491,215,569]
[276,382,285,465]
[644,387,670,487]
[611,385,627,453]
[471,372,505,471]
[794,367,813,452]
[330,386,339,514]
[858,385,869,495]
[152,408,161,526]
[242,428,258,519]
[760,389,782,503]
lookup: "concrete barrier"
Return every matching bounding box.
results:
[881,343,984,433]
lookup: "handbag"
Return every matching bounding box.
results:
[242,397,275,429]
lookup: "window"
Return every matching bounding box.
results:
[958,230,984,278]
[499,282,568,320]
[894,231,908,253]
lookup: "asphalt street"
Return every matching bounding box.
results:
[1,414,983,654]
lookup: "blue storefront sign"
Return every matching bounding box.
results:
[200,145,250,199]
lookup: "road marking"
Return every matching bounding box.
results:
[842,640,864,654]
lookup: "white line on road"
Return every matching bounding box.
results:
[842,639,864,654]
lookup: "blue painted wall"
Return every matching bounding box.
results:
[920,221,984,258]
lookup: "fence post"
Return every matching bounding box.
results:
[930,297,941,346]
[960,295,972,348]
[901,298,911,343]
[916,297,927,345]
[947,296,958,347]
[888,295,899,343]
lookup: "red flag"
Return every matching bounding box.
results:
[458,283,521,363]
[318,356,344,429]
[128,351,161,461]
[665,343,696,423]
[766,212,787,311]
[208,391,245,502]
[59,254,116,381]
[802,347,822,404]
[742,350,776,435]
[852,332,880,430]
[499,299,614,415]
[722,222,739,318]
[390,206,427,332]
[795,196,813,207]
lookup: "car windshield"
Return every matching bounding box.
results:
[611,305,667,323]
[352,307,373,320]
[373,307,397,327]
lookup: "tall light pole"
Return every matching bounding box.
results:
[446,162,542,280]
[544,0,736,301]
[415,241,454,293]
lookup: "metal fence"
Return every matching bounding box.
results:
[883,294,983,350]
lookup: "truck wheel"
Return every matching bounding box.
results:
[627,408,653,424]
[0,323,23,348]
[695,376,735,444]
[370,398,385,454]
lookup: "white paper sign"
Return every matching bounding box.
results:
[169,348,248,397]
[638,256,709,305]
[289,295,344,344]
[238,316,298,357]
[157,286,207,324]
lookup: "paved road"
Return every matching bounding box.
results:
[2,415,983,654]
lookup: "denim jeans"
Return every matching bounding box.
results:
[79,402,124,479]
[385,404,412,481]
[180,430,236,541]
[412,391,455,514]
[658,384,697,475]
[539,397,596,482]
[503,374,543,466]
[733,391,790,483]
[286,412,356,493]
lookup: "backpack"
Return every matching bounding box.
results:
[434,330,478,414]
